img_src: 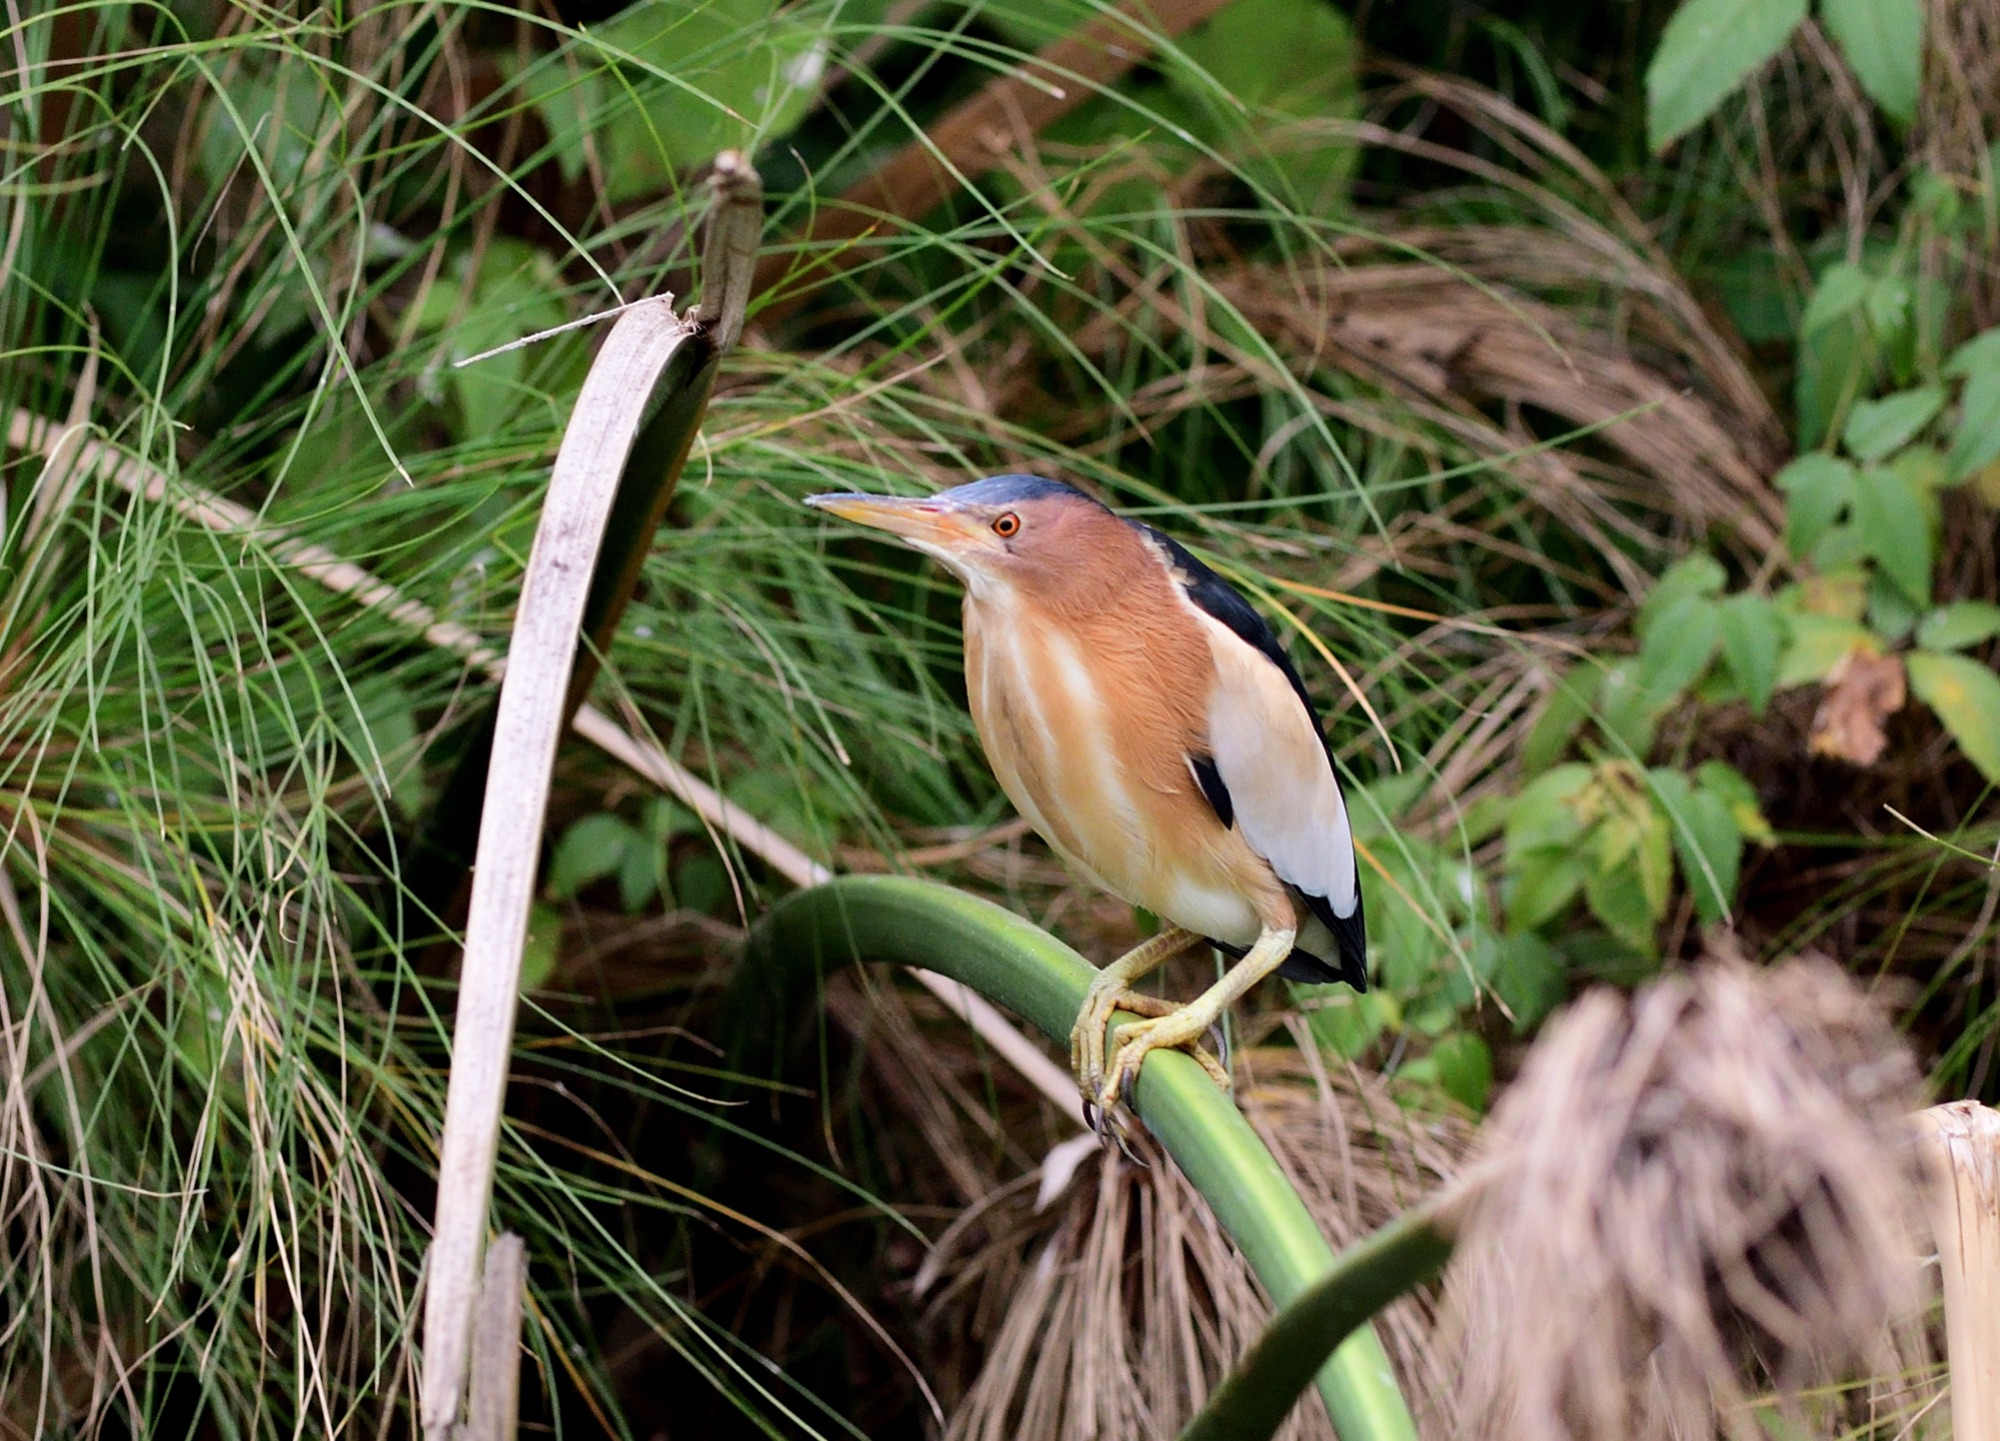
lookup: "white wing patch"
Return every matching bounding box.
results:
[1193,612,1358,917]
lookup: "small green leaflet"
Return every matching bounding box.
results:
[1951,368,2000,479]
[1775,452,1855,558]
[1945,327,2000,378]
[1639,594,1721,706]
[1801,262,1873,334]
[1917,601,2000,652]
[1718,592,1783,714]
[1646,0,1808,151]
[1907,651,2000,783]
[1850,466,1932,604]
[1428,1032,1494,1112]
[1819,0,1924,126]
[1842,385,1945,462]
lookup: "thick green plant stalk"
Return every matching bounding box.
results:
[1177,1206,1457,1441]
[740,874,1423,1441]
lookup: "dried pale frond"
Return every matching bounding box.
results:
[1444,956,1933,1441]
[918,1043,1471,1440]
[1209,260,1781,589]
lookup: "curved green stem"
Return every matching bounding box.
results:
[738,875,1421,1441]
[1177,1206,1456,1441]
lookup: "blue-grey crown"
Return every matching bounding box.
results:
[937,474,1098,508]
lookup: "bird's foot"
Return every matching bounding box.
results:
[1070,976,1166,1113]
[1072,987,1186,1095]
[1068,927,1208,1133]
[1096,1004,1231,1118]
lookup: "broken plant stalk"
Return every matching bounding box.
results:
[1919,1101,2000,1441]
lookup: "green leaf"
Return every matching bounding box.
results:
[1945,326,2000,378]
[1696,759,1777,843]
[1638,594,1722,705]
[1129,0,1362,212]
[1917,601,2000,651]
[1809,522,1874,572]
[1482,931,1566,1033]
[1776,613,1878,688]
[1646,0,1808,150]
[1775,452,1857,558]
[1592,810,1643,873]
[1635,797,1674,919]
[1364,848,1448,994]
[1820,0,1923,124]
[513,55,610,184]
[1596,659,1660,758]
[1711,245,1800,344]
[1585,861,1659,955]
[1891,442,1950,494]
[521,902,564,992]
[1868,570,1922,640]
[589,0,827,202]
[1717,592,1784,713]
[1841,385,1945,461]
[673,853,731,915]
[548,813,640,899]
[1521,669,1591,775]
[1509,851,1587,932]
[1801,261,1872,333]
[1795,299,1873,448]
[617,840,660,914]
[1167,0,1358,118]
[1306,990,1396,1060]
[420,241,573,443]
[647,795,701,842]
[1505,763,1593,854]
[1907,650,2000,782]
[1637,553,1727,638]
[1851,465,1933,604]
[1864,271,1913,349]
[1665,785,1742,925]
[1429,1032,1493,1113]
[1950,367,2000,479]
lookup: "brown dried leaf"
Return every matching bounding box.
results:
[1810,650,1907,766]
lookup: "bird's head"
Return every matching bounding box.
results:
[805,475,1107,596]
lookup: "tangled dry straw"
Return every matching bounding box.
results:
[913,1036,1471,1440]
[1443,955,1936,1441]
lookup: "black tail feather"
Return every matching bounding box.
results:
[1281,885,1368,992]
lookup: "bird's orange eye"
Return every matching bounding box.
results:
[992,512,1021,538]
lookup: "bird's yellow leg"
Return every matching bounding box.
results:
[1098,925,1296,1114]
[1070,926,1207,1104]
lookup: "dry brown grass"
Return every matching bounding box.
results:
[1918,0,2000,331]
[911,1037,1471,1440]
[1442,953,1936,1441]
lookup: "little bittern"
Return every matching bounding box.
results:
[807,476,1367,1118]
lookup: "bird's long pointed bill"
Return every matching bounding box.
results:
[804,492,966,547]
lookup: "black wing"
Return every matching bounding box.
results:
[1138,523,1368,991]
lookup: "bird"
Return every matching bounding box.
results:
[805,474,1367,1119]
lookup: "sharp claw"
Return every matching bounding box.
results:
[1110,1121,1148,1168]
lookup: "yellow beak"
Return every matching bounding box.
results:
[804,491,977,550]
